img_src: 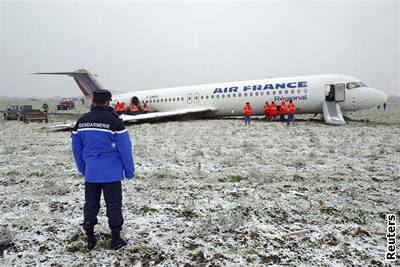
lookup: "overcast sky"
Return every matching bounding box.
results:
[1,0,399,97]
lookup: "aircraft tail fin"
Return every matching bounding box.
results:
[33,69,104,99]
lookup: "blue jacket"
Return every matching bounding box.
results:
[71,106,135,183]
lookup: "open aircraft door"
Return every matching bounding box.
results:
[334,83,345,102]
[325,83,345,102]
[323,83,346,126]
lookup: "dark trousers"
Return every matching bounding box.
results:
[83,181,123,232]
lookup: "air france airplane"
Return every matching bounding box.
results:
[36,68,387,126]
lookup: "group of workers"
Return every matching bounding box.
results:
[114,101,150,115]
[243,100,296,126]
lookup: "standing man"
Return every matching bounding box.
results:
[128,103,139,115]
[243,102,253,126]
[115,101,126,115]
[287,100,296,126]
[279,101,287,122]
[71,89,135,250]
[263,101,270,121]
[142,103,150,113]
[270,101,277,121]
[42,103,49,114]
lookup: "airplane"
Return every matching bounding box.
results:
[35,68,387,126]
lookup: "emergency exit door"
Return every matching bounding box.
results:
[325,83,345,102]
[334,83,345,102]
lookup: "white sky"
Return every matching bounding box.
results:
[1,0,399,97]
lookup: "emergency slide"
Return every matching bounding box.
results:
[322,101,346,126]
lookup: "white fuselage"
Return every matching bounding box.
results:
[110,74,387,116]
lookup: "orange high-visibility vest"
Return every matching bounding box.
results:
[115,103,125,112]
[280,103,287,114]
[130,104,138,112]
[288,103,296,114]
[243,104,253,116]
[263,104,270,114]
[270,103,277,115]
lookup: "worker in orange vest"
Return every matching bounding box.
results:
[263,102,270,121]
[129,103,139,115]
[287,100,296,126]
[142,103,150,113]
[243,102,253,126]
[270,101,277,121]
[115,101,125,115]
[279,101,287,122]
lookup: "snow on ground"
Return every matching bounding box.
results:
[0,99,399,266]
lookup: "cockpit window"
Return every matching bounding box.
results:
[346,81,367,89]
[346,82,359,89]
[358,82,367,87]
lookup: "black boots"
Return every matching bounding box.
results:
[110,230,127,250]
[85,228,97,250]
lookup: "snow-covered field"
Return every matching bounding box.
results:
[0,99,399,266]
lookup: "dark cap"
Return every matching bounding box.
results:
[92,89,112,102]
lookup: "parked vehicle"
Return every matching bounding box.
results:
[3,105,47,122]
[3,105,34,120]
[57,98,75,110]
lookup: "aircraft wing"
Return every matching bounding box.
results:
[47,106,217,130]
[119,106,217,122]
[48,122,76,130]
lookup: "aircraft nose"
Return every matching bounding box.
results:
[369,88,387,106]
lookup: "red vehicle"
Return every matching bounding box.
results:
[57,98,75,110]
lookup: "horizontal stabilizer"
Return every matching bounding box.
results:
[33,68,104,99]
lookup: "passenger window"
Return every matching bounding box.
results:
[304,89,308,93]
[297,89,301,93]
[249,92,253,96]
[222,94,225,98]
[272,91,276,95]
[291,89,295,94]
[211,95,214,99]
[216,95,220,98]
[227,94,230,98]
[255,92,258,96]
[261,92,264,96]
[285,90,288,94]
[201,96,204,99]
[267,91,270,95]
[278,90,282,94]
[244,93,248,97]
[238,93,242,97]
[206,95,209,99]
[233,93,236,97]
